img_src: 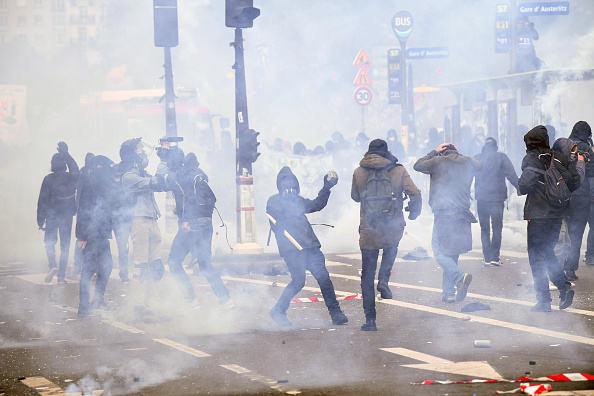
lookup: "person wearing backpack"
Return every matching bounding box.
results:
[414,142,482,304]
[37,142,80,284]
[518,125,581,312]
[473,138,519,267]
[267,166,348,327]
[351,139,422,331]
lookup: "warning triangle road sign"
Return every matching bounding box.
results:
[353,49,372,67]
[353,68,372,86]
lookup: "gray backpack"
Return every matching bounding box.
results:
[360,168,398,220]
[525,153,572,209]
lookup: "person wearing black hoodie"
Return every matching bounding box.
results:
[267,166,348,327]
[518,125,580,312]
[473,138,519,266]
[76,155,116,317]
[414,142,482,303]
[563,121,594,280]
[37,142,80,284]
[351,139,422,331]
[73,152,95,276]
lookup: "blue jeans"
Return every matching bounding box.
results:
[44,215,73,282]
[168,221,229,303]
[361,245,398,321]
[477,200,504,262]
[79,239,113,313]
[113,219,132,277]
[527,218,570,304]
[432,227,464,297]
[273,247,339,314]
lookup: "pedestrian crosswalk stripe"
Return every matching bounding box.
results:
[153,338,210,357]
[19,376,104,395]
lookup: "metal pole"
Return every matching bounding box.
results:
[163,46,177,137]
[399,40,408,150]
[509,0,517,74]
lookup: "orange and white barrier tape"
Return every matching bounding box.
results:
[291,293,362,303]
[495,383,552,395]
[416,372,594,385]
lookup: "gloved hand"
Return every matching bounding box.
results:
[323,170,339,190]
[57,141,68,154]
[406,196,422,220]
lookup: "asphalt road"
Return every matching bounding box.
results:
[1,244,593,395]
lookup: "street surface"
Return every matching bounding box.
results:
[1,230,594,395]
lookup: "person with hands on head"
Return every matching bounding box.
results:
[37,141,79,284]
[351,138,422,331]
[414,142,482,304]
[266,167,347,327]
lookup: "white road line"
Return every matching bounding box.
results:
[153,338,210,357]
[326,272,594,317]
[220,364,301,394]
[325,261,352,267]
[19,377,64,395]
[51,305,145,334]
[221,276,594,346]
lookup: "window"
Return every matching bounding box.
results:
[0,15,7,27]
[17,16,27,26]
[34,15,42,25]
[16,0,27,7]
[0,0,7,9]
[78,26,86,42]
[34,0,42,7]
[53,14,65,26]
[51,0,64,12]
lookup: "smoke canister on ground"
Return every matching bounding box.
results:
[473,340,491,348]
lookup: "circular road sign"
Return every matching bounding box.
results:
[392,11,413,40]
[354,87,372,106]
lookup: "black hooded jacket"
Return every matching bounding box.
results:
[568,121,594,197]
[175,154,215,221]
[266,167,331,256]
[473,139,519,201]
[519,125,581,219]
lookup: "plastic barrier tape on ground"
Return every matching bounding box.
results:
[415,372,594,385]
[494,383,553,394]
[291,294,362,303]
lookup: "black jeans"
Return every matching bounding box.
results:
[527,218,570,304]
[79,239,113,313]
[273,247,339,314]
[361,245,398,321]
[585,200,594,260]
[564,195,590,271]
[477,200,504,262]
[44,215,73,281]
[168,221,229,303]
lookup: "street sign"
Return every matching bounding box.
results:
[406,47,448,59]
[354,87,372,106]
[353,49,372,67]
[495,4,510,53]
[388,48,401,104]
[391,11,413,41]
[353,68,372,86]
[518,2,569,15]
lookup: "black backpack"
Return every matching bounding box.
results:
[193,173,216,210]
[360,168,399,220]
[525,153,572,209]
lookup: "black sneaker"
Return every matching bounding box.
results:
[565,270,578,281]
[330,310,348,325]
[44,267,58,283]
[530,302,552,312]
[361,319,377,331]
[269,309,292,327]
[559,286,575,310]
[456,273,472,302]
[377,280,393,299]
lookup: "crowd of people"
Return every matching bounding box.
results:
[37,120,592,329]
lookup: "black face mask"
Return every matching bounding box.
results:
[281,188,298,199]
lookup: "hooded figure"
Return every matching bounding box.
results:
[414,142,482,304]
[473,137,519,266]
[518,125,581,312]
[266,166,347,327]
[37,142,80,284]
[351,139,421,331]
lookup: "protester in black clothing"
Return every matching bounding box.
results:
[267,167,348,327]
[76,155,116,317]
[74,152,94,276]
[37,142,79,284]
[473,138,519,266]
[562,121,594,280]
[387,129,407,164]
[518,125,580,312]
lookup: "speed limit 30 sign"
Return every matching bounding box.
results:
[354,87,372,106]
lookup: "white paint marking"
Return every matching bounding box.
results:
[51,305,145,334]
[153,338,210,357]
[220,364,301,394]
[19,376,106,395]
[325,261,351,267]
[381,347,504,380]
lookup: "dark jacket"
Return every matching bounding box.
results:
[568,121,594,197]
[37,152,80,228]
[519,125,581,220]
[266,167,330,257]
[351,153,421,250]
[178,166,215,221]
[473,141,519,201]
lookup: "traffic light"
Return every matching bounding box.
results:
[225,0,260,28]
[238,129,260,164]
[153,0,178,47]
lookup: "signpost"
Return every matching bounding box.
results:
[406,47,448,59]
[354,87,372,106]
[388,48,401,105]
[495,4,510,53]
[391,10,413,151]
[518,2,569,15]
[353,49,372,131]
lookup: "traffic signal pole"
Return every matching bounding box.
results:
[232,27,262,254]
[163,46,177,137]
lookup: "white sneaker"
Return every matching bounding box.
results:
[44,267,58,283]
[490,260,503,267]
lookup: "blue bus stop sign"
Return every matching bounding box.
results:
[392,11,413,42]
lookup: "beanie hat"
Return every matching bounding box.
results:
[51,153,66,172]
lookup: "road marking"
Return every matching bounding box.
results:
[51,305,145,334]
[325,272,594,317]
[325,261,351,267]
[336,253,477,262]
[19,377,63,395]
[153,338,210,357]
[381,347,504,380]
[221,276,594,346]
[220,364,301,394]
